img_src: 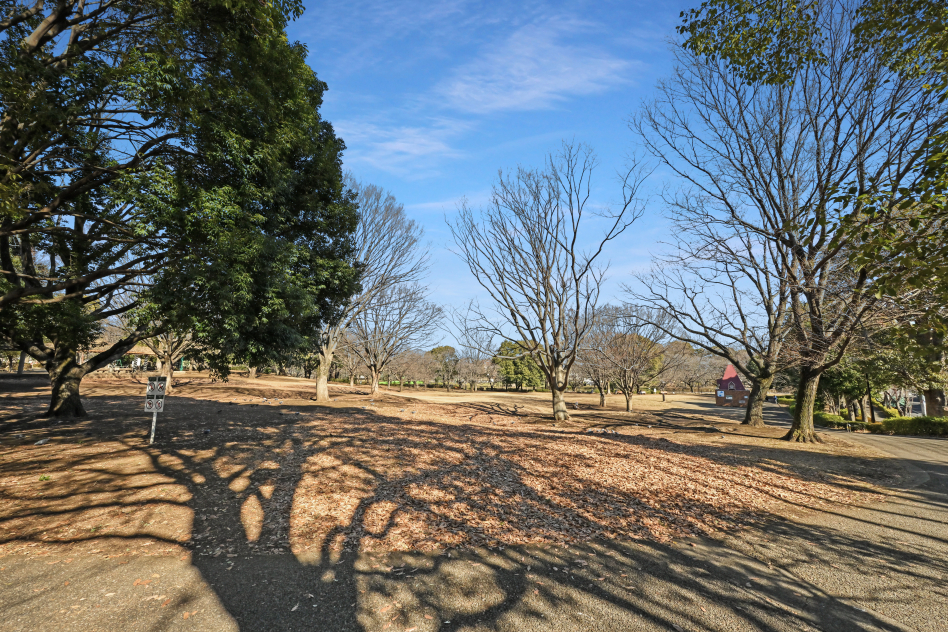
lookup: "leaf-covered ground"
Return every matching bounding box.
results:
[0,376,885,560]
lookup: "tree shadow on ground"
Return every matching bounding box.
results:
[1,389,942,631]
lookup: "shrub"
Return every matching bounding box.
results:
[880,416,948,437]
[812,411,869,430]
[777,396,795,406]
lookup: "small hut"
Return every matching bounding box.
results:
[715,364,750,407]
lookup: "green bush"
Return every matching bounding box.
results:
[784,399,870,430]
[777,396,795,406]
[879,416,948,437]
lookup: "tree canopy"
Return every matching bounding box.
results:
[0,0,359,416]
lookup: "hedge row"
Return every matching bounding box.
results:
[783,400,948,434]
[871,416,948,437]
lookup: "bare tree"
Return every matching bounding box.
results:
[449,142,647,421]
[141,329,194,393]
[450,303,497,393]
[577,305,620,407]
[350,284,441,394]
[675,348,728,393]
[335,331,363,387]
[629,221,794,426]
[631,2,943,440]
[594,306,689,412]
[388,349,428,391]
[309,178,428,400]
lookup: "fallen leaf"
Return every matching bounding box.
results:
[64,581,69,586]
[424,615,433,620]
[162,598,172,607]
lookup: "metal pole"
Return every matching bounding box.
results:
[149,411,157,444]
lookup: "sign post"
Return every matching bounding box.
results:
[145,376,167,444]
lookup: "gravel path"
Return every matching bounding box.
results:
[2,416,945,631]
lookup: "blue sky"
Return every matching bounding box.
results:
[288,0,695,314]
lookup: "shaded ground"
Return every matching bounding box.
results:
[3,373,940,631]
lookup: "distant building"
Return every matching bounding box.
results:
[715,364,750,407]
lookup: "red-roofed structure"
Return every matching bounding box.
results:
[715,364,750,407]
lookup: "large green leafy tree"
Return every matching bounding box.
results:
[494,341,544,392]
[428,345,458,390]
[0,1,359,417]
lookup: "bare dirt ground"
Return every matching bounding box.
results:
[0,373,890,563]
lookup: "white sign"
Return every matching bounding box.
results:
[146,376,167,398]
[145,398,157,412]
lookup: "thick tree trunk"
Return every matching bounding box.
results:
[17,351,26,374]
[623,391,632,412]
[552,387,570,421]
[44,349,87,418]
[597,386,605,407]
[315,364,331,402]
[783,366,822,442]
[742,375,772,427]
[860,395,870,423]
[370,368,380,394]
[248,367,258,379]
[923,389,946,417]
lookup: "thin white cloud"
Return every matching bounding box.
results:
[437,17,635,114]
[336,118,470,179]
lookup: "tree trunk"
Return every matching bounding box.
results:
[923,389,946,417]
[623,391,632,412]
[860,394,870,423]
[551,387,570,421]
[597,386,605,407]
[315,362,331,402]
[44,349,87,418]
[742,375,772,427]
[162,353,175,393]
[17,351,26,374]
[783,366,822,442]
[370,368,380,394]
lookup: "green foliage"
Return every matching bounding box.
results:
[494,341,544,391]
[878,416,948,436]
[677,0,827,85]
[1,0,359,380]
[429,346,458,386]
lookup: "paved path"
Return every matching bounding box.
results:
[2,426,946,631]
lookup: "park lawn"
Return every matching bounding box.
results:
[0,374,888,561]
